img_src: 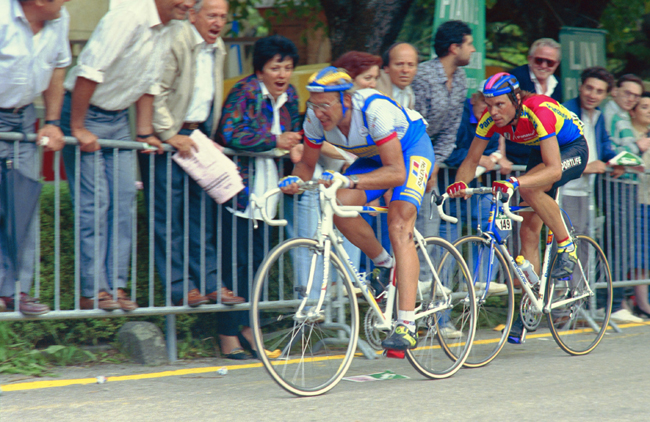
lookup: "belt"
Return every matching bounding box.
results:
[182,122,203,130]
[0,105,29,115]
[88,104,126,116]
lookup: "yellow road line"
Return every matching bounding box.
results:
[3,321,649,392]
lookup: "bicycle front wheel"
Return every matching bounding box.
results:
[250,238,359,397]
[546,235,612,355]
[454,235,515,367]
[407,236,477,379]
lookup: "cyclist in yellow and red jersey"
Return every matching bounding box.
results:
[447,73,588,343]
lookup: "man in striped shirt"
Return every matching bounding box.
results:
[60,0,194,311]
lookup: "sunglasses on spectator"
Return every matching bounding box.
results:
[533,57,557,67]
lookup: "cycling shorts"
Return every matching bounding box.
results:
[344,129,435,211]
[525,136,588,199]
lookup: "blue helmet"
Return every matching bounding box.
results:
[482,72,520,98]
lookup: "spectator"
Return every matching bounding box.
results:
[332,51,382,89]
[0,0,71,315]
[508,38,563,165]
[376,42,419,108]
[61,0,193,311]
[411,19,474,285]
[601,74,645,322]
[629,92,650,318]
[139,0,244,307]
[560,67,637,324]
[217,35,302,359]
[510,38,563,102]
[603,74,645,154]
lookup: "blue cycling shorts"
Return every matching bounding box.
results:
[344,127,434,211]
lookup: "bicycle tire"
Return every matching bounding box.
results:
[406,236,477,379]
[453,235,515,367]
[546,235,612,355]
[250,238,359,397]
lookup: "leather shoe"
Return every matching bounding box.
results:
[80,290,121,311]
[117,289,138,311]
[0,293,50,316]
[207,287,245,305]
[175,288,209,307]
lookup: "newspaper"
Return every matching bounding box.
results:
[608,151,644,172]
[172,130,244,204]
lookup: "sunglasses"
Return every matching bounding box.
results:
[533,57,557,67]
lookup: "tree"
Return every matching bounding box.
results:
[320,0,415,59]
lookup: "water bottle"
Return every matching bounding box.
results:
[516,256,539,286]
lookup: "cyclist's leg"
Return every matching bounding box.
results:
[388,200,419,311]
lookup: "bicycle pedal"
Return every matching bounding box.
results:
[383,349,406,359]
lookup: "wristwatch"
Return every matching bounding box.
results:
[348,175,359,189]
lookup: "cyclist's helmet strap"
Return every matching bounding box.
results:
[306,66,354,116]
[483,72,522,126]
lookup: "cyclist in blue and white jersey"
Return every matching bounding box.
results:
[279,67,435,351]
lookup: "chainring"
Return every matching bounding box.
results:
[363,301,388,351]
[520,294,543,331]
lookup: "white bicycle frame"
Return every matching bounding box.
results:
[251,179,462,333]
[438,188,594,316]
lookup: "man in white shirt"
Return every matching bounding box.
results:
[0,0,71,315]
[376,42,418,109]
[140,0,244,307]
[60,0,194,311]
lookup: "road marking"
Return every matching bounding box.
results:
[2,321,648,392]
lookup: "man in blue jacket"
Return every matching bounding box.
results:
[561,67,639,324]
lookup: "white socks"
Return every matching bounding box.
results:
[372,249,393,268]
[397,310,416,333]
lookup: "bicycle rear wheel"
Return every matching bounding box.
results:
[250,238,359,396]
[407,236,476,379]
[453,235,515,367]
[546,235,612,355]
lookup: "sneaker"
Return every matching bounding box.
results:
[381,324,418,350]
[550,249,578,279]
[438,324,463,339]
[507,318,527,344]
[610,308,643,324]
[475,282,508,295]
[370,266,392,296]
[418,279,452,297]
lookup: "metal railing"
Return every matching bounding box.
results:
[1,131,649,360]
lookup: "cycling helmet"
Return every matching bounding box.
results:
[306,67,354,115]
[306,66,354,92]
[482,72,519,98]
[483,72,522,126]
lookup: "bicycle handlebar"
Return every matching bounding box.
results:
[432,193,459,224]
[454,187,524,223]
[250,188,287,228]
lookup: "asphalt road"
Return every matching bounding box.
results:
[1,322,649,422]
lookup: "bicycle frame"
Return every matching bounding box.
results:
[445,187,594,315]
[251,180,457,333]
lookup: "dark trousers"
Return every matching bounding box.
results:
[138,149,219,305]
[217,210,266,336]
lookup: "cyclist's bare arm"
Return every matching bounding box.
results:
[452,136,489,196]
[352,136,406,191]
[516,136,562,189]
[282,143,321,194]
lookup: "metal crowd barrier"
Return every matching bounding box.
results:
[1,131,649,361]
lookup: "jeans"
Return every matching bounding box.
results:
[138,148,219,305]
[0,105,38,297]
[61,94,135,298]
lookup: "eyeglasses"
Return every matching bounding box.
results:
[306,100,337,112]
[621,90,641,100]
[533,57,558,67]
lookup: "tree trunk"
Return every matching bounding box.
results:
[320,0,414,60]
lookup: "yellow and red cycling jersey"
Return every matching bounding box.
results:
[475,95,583,148]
